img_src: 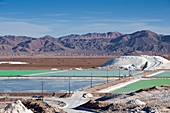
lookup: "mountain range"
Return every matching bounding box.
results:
[0,30,170,56]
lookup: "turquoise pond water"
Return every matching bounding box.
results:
[27,70,141,76]
[154,71,170,77]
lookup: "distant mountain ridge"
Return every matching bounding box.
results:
[0,30,170,56]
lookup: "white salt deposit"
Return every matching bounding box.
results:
[75,67,83,70]
[126,99,146,105]
[2,100,33,113]
[83,93,93,98]
[51,68,58,70]
[100,55,170,70]
[0,61,28,64]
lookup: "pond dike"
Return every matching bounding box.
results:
[0,92,111,99]
[0,76,121,80]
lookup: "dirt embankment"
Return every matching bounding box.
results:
[82,77,133,92]
[0,56,113,70]
[0,92,73,98]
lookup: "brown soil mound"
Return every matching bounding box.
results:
[22,100,66,113]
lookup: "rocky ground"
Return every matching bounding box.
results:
[0,99,66,113]
[0,86,169,113]
[22,100,66,113]
[79,86,170,113]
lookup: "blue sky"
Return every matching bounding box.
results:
[0,0,170,37]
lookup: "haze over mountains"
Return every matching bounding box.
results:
[0,30,170,56]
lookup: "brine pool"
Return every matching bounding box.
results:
[0,78,107,92]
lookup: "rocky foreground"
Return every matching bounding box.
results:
[0,86,169,113]
[0,99,66,113]
[79,86,170,113]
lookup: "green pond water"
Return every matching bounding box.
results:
[112,78,170,93]
[26,70,141,77]
[154,71,170,77]
[0,70,51,76]
[0,70,141,77]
